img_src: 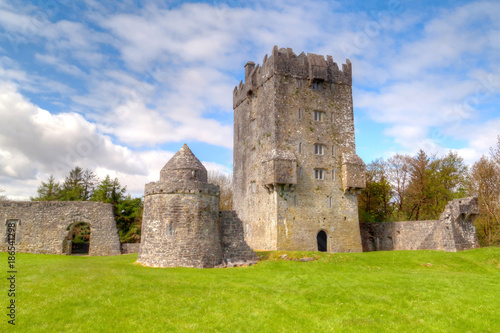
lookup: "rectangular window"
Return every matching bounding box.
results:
[299,166,303,179]
[331,112,334,123]
[329,197,332,208]
[251,181,256,192]
[298,109,302,119]
[332,145,335,156]
[311,80,324,90]
[314,144,324,155]
[314,111,324,122]
[314,169,325,180]
[299,142,302,153]
[332,169,335,181]
[293,195,297,207]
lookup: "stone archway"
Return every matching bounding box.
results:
[63,222,91,255]
[317,230,327,252]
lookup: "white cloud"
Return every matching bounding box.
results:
[0,82,150,194]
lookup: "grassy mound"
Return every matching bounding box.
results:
[2,248,499,332]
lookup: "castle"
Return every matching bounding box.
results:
[0,46,480,264]
[232,46,366,252]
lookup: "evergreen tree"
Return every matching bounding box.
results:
[60,167,85,201]
[31,175,61,201]
[91,175,126,205]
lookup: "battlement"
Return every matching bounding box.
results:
[233,45,352,108]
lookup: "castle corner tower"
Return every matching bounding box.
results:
[138,144,223,268]
[232,46,366,252]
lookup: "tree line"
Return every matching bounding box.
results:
[31,167,142,243]
[359,137,500,246]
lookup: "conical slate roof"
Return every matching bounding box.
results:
[159,144,207,182]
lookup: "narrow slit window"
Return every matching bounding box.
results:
[293,195,297,207]
[299,166,303,179]
[332,145,335,156]
[299,142,302,153]
[331,112,334,123]
[332,169,335,181]
[166,220,174,237]
[298,109,302,119]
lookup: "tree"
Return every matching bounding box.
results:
[31,175,61,201]
[208,170,233,210]
[358,159,394,223]
[91,175,127,205]
[59,167,85,201]
[427,151,468,218]
[387,154,411,220]
[406,150,433,220]
[81,169,98,200]
[115,196,143,243]
[469,138,500,246]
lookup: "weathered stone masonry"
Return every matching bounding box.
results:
[0,201,121,256]
[138,144,256,268]
[233,46,366,252]
[360,197,480,252]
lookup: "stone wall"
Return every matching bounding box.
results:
[0,201,121,256]
[121,243,140,254]
[233,46,365,252]
[220,211,258,263]
[360,220,442,251]
[360,197,480,252]
[138,183,223,268]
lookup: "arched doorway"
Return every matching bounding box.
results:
[317,230,327,252]
[63,222,91,255]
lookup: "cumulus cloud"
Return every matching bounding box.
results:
[0,0,499,199]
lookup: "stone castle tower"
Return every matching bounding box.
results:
[233,46,366,252]
[138,144,256,268]
[138,144,223,268]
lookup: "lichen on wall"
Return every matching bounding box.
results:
[0,201,121,256]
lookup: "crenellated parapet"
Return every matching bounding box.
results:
[233,45,352,108]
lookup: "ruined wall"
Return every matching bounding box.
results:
[0,201,121,256]
[233,46,365,252]
[360,220,442,251]
[360,197,480,252]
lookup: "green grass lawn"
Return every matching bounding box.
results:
[2,248,499,332]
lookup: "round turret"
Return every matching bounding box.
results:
[138,144,222,268]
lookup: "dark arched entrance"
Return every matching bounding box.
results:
[317,230,327,252]
[63,222,91,255]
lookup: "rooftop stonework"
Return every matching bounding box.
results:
[160,143,208,183]
[233,46,352,109]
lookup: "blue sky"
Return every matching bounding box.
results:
[0,0,499,199]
